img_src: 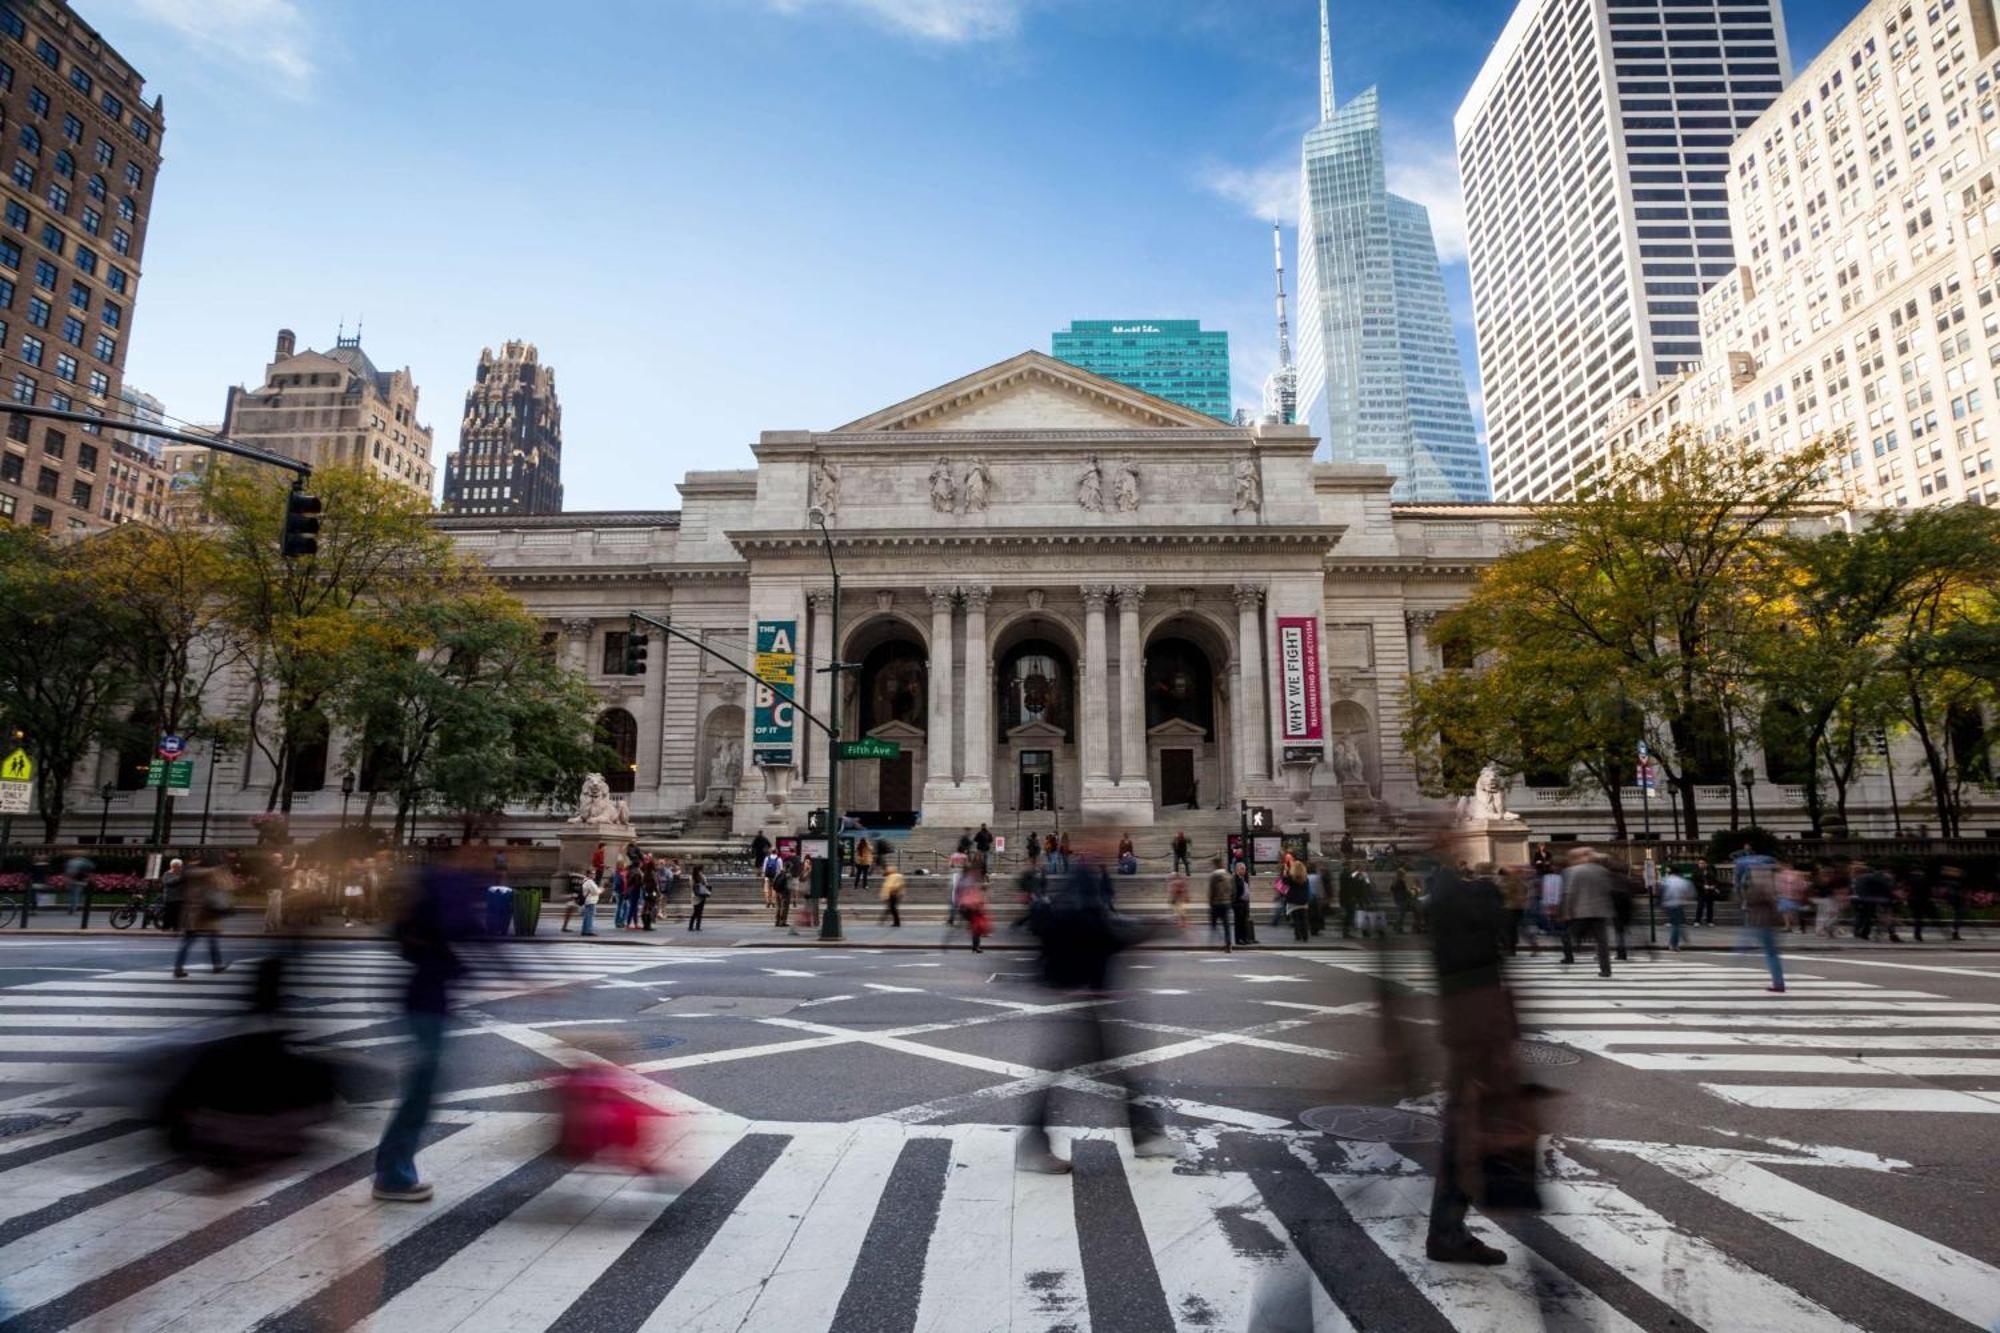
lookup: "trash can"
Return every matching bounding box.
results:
[484,885,515,936]
[513,886,544,937]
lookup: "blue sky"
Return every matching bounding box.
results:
[96,0,1858,510]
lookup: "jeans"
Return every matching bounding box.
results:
[1172,852,1191,875]
[880,895,901,927]
[687,897,706,930]
[580,902,597,936]
[375,1011,446,1190]
[1740,924,1785,988]
[853,864,871,892]
[1209,902,1234,950]
[173,927,221,972]
[613,894,630,928]
[1666,905,1687,949]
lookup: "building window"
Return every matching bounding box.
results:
[11,374,33,403]
[53,353,74,382]
[75,441,95,470]
[0,493,13,521]
[24,86,45,116]
[0,453,18,484]
[104,267,123,294]
[595,709,639,794]
[129,117,149,144]
[100,93,122,121]
[68,479,87,507]
[78,206,97,236]
[33,40,56,71]
[91,137,110,167]
[50,148,69,178]
[19,334,41,365]
[91,332,112,359]
[109,227,126,255]
[67,280,86,309]
[87,174,104,202]
[0,279,13,309]
[28,505,48,528]
[10,160,31,189]
[36,223,57,253]
[122,163,140,189]
[86,369,104,396]
[30,259,52,289]
[34,465,55,496]
[58,314,78,344]
[25,296,46,328]
[0,240,16,270]
[67,67,89,95]
[41,428,60,458]
[2,202,23,232]
[99,301,118,328]
[43,182,64,212]
[60,114,79,145]
[6,415,25,443]
[16,125,37,154]
[72,246,92,275]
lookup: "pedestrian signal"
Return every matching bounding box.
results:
[1248,806,1276,831]
[282,487,322,559]
[805,808,828,835]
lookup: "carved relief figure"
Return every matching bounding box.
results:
[707,737,742,797]
[960,457,991,513]
[1331,735,1365,784]
[1076,454,1105,512]
[1232,457,1262,513]
[929,457,956,513]
[809,459,840,515]
[1113,459,1141,512]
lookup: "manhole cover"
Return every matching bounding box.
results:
[0,1111,76,1140]
[1517,1040,1581,1067]
[1299,1105,1441,1142]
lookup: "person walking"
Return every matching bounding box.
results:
[1559,848,1614,978]
[1024,831,1041,873]
[1171,831,1192,877]
[1812,861,1844,938]
[1167,872,1190,931]
[1693,858,1719,927]
[1907,865,1937,942]
[1057,831,1073,873]
[63,852,93,918]
[879,864,906,927]
[577,873,602,936]
[172,857,231,978]
[1391,868,1416,936]
[160,857,186,933]
[852,837,875,894]
[374,856,476,1203]
[1284,854,1311,942]
[1941,864,1969,941]
[1738,854,1786,992]
[1661,865,1695,951]
[1232,860,1257,946]
[1851,862,1900,942]
[686,864,710,932]
[1206,857,1234,952]
[1538,860,1564,948]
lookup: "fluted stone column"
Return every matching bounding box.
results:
[925,585,957,789]
[959,584,993,801]
[1234,583,1268,783]
[1080,584,1113,785]
[806,586,834,783]
[1116,583,1146,785]
[560,617,594,674]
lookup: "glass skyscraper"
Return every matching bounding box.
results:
[1051,320,1232,421]
[1296,5,1488,501]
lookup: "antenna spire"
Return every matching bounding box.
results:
[1268,223,1298,426]
[1319,0,1334,121]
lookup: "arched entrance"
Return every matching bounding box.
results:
[848,616,929,819]
[1143,618,1229,812]
[596,708,638,794]
[993,612,1080,825]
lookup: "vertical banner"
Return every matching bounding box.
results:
[1275,616,1324,762]
[752,619,798,766]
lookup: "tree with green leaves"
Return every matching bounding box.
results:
[1405,426,1836,840]
[334,574,609,842]
[207,465,454,814]
[0,527,129,840]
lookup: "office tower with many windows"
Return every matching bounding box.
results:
[1604,0,2000,510]
[1050,320,1232,420]
[222,328,435,498]
[0,0,163,534]
[442,340,564,515]
[1297,3,1488,501]
[1457,0,1789,501]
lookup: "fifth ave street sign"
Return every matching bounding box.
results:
[834,738,902,761]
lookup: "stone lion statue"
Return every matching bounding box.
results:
[568,772,632,826]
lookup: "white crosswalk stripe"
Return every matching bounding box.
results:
[0,1104,1979,1330]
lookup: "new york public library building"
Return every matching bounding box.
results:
[139,352,1965,860]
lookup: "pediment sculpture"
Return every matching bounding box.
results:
[929,456,956,513]
[960,457,991,513]
[1077,454,1105,512]
[1113,459,1141,512]
[1232,457,1262,513]
[809,459,840,515]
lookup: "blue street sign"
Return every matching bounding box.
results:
[157,734,186,759]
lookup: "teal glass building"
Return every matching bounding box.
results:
[1051,321,1232,421]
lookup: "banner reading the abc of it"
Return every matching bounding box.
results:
[752,619,798,765]
[1275,615,1323,750]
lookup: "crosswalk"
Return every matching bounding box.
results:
[0,947,1992,1329]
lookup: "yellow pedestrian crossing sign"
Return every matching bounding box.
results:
[0,749,30,782]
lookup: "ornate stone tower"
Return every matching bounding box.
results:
[441,340,563,515]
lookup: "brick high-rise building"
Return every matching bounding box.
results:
[0,0,164,533]
[221,328,435,498]
[441,340,563,515]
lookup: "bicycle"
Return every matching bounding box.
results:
[0,895,19,929]
[110,890,159,931]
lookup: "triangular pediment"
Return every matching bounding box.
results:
[834,351,1228,433]
[1006,718,1069,744]
[1147,718,1209,742]
[869,719,926,743]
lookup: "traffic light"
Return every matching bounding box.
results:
[623,632,650,675]
[281,486,322,559]
[1248,805,1276,832]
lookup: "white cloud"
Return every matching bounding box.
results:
[1384,130,1467,264]
[96,0,314,93]
[763,0,1028,42]
[1197,160,1293,224]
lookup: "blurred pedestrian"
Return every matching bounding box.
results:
[760,845,782,911]
[1907,864,1937,942]
[1206,856,1234,952]
[1019,843,1166,1172]
[1661,864,1694,951]
[1117,832,1138,875]
[1171,830,1191,876]
[1608,859,1635,961]
[852,836,874,893]
[879,864,905,927]
[1851,861,1900,942]
[1283,854,1311,942]
[1559,847,1614,978]
[1738,853,1786,992]
[590,841,606,886]
[63,852,92,917]
[374,856,477,1203]
[172,856,232,979]
[1167,872,1189,931]
[1500,866,1532,954]
[1425,861,1540,1264]
[1776,861,1809,933]
[1232,859,1256,946]
[577,873,601,936]
[1391,866,1417,935]
[1694,857,1719,926]
[1812,861,1845,938]
[640,860,660,931]
[160,857,186,932]
[687,864,710,932]
[610,863,631,930]
[1941,864,1968,941]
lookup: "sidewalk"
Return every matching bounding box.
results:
[3,911,1995,953]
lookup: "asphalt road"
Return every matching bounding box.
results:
[0,932,1990,1331]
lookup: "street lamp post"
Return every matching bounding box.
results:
[340,772,355,830]
[97,782,114,844]
[1740,765,1758,830]
[809,507,846,941]
[199,740,224,847]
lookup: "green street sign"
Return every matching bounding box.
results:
[147,758,194,792]
[834,738,902,761]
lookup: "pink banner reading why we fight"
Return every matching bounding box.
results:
[1275,617,1322,743]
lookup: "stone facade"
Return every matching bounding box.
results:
[440,340,563,516]
[64,351,1993,848]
